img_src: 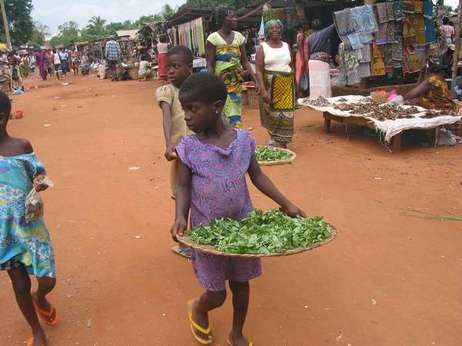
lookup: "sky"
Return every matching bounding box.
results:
[33,0,461,35]
[32,0,186,34]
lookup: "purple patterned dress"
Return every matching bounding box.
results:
[176,129,262,291]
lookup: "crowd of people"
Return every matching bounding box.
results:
[34,48,81,81]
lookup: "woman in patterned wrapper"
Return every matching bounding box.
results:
[0,92,58,346]
[171,73,305,346]
[207,8,256,128]
[403,62,458,113]
[255,19,296,148]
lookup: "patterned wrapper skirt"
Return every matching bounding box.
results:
[259,70,295,145]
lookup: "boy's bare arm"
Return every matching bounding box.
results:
[159,101,177,161]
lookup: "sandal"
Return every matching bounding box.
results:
[187,299,212,345]
[33,298,58,326]
[26,337,46,346]
[172,245,192,259]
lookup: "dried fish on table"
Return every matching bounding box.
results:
[303,96,331,107]
[423,109,458,118]
[334,101,421,121]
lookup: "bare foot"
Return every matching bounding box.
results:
[191,299,211,340]
[31,330,47,346]
[228,332,250,346]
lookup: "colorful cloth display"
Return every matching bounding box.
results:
[333,0,435,80]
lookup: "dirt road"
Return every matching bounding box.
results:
[1,75,461,346]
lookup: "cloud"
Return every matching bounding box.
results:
[32,0,185,33]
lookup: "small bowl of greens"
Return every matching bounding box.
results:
[178,209,336,258]
[255,145,296,166]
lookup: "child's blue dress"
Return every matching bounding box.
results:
[0,153,55,277]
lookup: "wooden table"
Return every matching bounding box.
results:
[322,111,439,152]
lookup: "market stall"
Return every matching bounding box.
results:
[333,0,437,91]
[299,96,461,152]
[166,7,212,58]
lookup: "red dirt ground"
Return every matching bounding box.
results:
[0,74,461,346]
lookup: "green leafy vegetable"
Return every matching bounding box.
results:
[188,209,332,255]
[255,146,293,162]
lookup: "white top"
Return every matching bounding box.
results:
[138,61,149,74]
[261,41,292,73]
[53,53,61,65]
[157,43,168,54]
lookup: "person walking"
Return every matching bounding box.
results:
[105,36,122,81]
[52,50,61,80]
[35,50,48,81]
[58,49,68,77]
[157,36,169,82]
[207,9,256,128]
[255,19,296,148]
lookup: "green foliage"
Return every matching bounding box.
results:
[49,11,171,47]
[80,16,107,41]
[161,4,176,19]
[49,21,80,47]
[29,22,49,46]
[188,209,332,255]
[0,0,34,45]
[255,146,294,162]
[186,0,248,9]
[443,5,453,16]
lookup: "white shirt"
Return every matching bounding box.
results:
[157,43,168,54]
[53,53,61,65]
[59,51,68,61]
[261,42,292,73]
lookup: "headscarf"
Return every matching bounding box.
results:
[265,19,284,40]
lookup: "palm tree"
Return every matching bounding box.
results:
[87,16,107,36]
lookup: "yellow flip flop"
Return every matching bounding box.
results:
[187,299,212,345]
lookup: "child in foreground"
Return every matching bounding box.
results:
[171,73,305,346]
[156,46,194,258]
[0,92,57,346]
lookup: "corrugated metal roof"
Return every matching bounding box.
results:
[116,30,139,40]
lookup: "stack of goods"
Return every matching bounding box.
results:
[334,0,436,84]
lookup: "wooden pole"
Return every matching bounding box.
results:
[0,0,11,50]
[452,0,462,80]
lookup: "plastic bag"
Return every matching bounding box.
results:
[25,176,54,223]
[25,189,43,223]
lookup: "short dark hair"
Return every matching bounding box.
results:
[215,7,234,28]
[167,46,193,64]
[312,18,323,31]
[428,61,443,74]
[180,73,227,104]
[443,17,450,25]
[0,91,11,118]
